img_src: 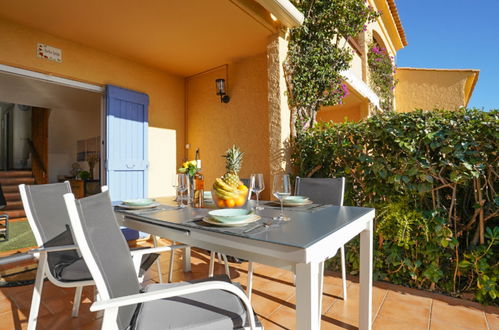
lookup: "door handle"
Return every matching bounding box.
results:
[126,163,135,169]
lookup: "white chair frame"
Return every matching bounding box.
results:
[64,192,259,330]
[20,183,183,330]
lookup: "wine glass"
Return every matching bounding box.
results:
[272,174,291,221]
[250,173,265,210]
[172,173,188,208]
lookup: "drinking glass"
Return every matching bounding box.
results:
[250,173,265,210]
[172,173,188,208]
[272,174,291,221]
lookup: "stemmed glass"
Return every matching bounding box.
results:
[172,173,188,208]
[250,173,265,210]
[272,174,291,221]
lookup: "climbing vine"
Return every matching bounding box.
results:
[285,0,379,135]
[368,42,397,112]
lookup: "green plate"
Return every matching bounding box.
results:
[284,196,310,204]
[122,198,154,206]
[208,208,253,223]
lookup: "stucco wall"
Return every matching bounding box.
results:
[186,54,270,195]
[395,69,470,113]
[48,106,100,183]
[0,18,184,197]
[317,104,362,123]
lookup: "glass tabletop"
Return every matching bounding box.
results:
[116,203,374,249]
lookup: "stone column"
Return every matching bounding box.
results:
[267,30,292,176]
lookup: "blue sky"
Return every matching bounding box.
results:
[395,1,499,110]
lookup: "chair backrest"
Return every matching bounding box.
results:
[19,182,72,247]
[0,183,6,209]
[64,190,140,330]
[19,182,83,279]
[294,177,345,206]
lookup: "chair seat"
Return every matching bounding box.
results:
[132,275,254,330]
[53,253,159,282]
[56,258,93,282]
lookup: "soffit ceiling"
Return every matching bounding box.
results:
[0,0,274,77]
[0,72,101,112]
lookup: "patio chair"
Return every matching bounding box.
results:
[19,182,184,330]
[63,190,261,330]
[294,177,347,300]
[245,177,348,302]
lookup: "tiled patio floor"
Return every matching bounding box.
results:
[0,239,497,330]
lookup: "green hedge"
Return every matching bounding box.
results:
[292,109,498,304]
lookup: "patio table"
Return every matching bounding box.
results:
[115,201,374,330]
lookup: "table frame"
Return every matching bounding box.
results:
[116,207,374,330]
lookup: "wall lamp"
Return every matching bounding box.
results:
[215,78,230,103]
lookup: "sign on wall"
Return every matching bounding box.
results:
[37,43,62,63]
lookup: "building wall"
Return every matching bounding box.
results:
[317,104,362,123]
[0,18,184,197]
[48,106,100,183]
[395,69,471,113]
[186,54,270,196]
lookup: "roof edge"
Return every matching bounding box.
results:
[387,0,408,46]
[397,67,480,73]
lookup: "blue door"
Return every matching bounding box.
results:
[106,85,149,202]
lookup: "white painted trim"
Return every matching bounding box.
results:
[0,64,103,93]
[341,69,381,110]
[254,0,304,27]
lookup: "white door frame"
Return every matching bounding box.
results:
[0,64,106,183]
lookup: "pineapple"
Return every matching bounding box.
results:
[222,145,243,187]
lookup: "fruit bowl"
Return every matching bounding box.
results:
[211,185,249,208]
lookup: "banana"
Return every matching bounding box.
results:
[213,186,238,199]
[215,178,237,193]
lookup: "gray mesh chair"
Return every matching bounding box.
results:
[295,177,347,301]
[64,190,260,330]
[245,177,348,303]
[19,182,174,330]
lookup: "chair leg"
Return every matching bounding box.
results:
[208,251,215,277]
[152,236,163,283]
[72,286,83,317]
[247,262,254,300]
[168,240,176,283]
[221,254,230,277]
[340,245,348,301]
[28,253,47,330]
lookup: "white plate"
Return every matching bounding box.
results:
[202,215,261,227]
[270,200,314,207]
[117,202,160,210]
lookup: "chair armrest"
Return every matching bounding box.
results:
[129,244,188,257]
[28,244,78,254]
[90,280,257,329]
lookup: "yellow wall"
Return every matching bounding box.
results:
[317,104,362,123]
[186,54,270,196]
[395,68,476,113]
[0,18,185,196]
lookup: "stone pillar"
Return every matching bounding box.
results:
[267,30,292,175]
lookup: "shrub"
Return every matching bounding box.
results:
[292,109,498,304]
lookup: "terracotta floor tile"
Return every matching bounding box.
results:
[430,300,488,329]
[326,283,387,324]
[485,312,499,330]
[375,290,431,328]
[0,244,494,329]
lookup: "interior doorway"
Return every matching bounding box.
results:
[0,68,103,193]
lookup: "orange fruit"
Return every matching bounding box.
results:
[225,199,236,208]
[235,195,245,207]
[216,199,225,208]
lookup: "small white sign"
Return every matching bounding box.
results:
[37,43,62,63]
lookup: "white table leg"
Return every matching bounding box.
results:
[359,219,373,330]
[296,262,320,330]
[182,246,191,272]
